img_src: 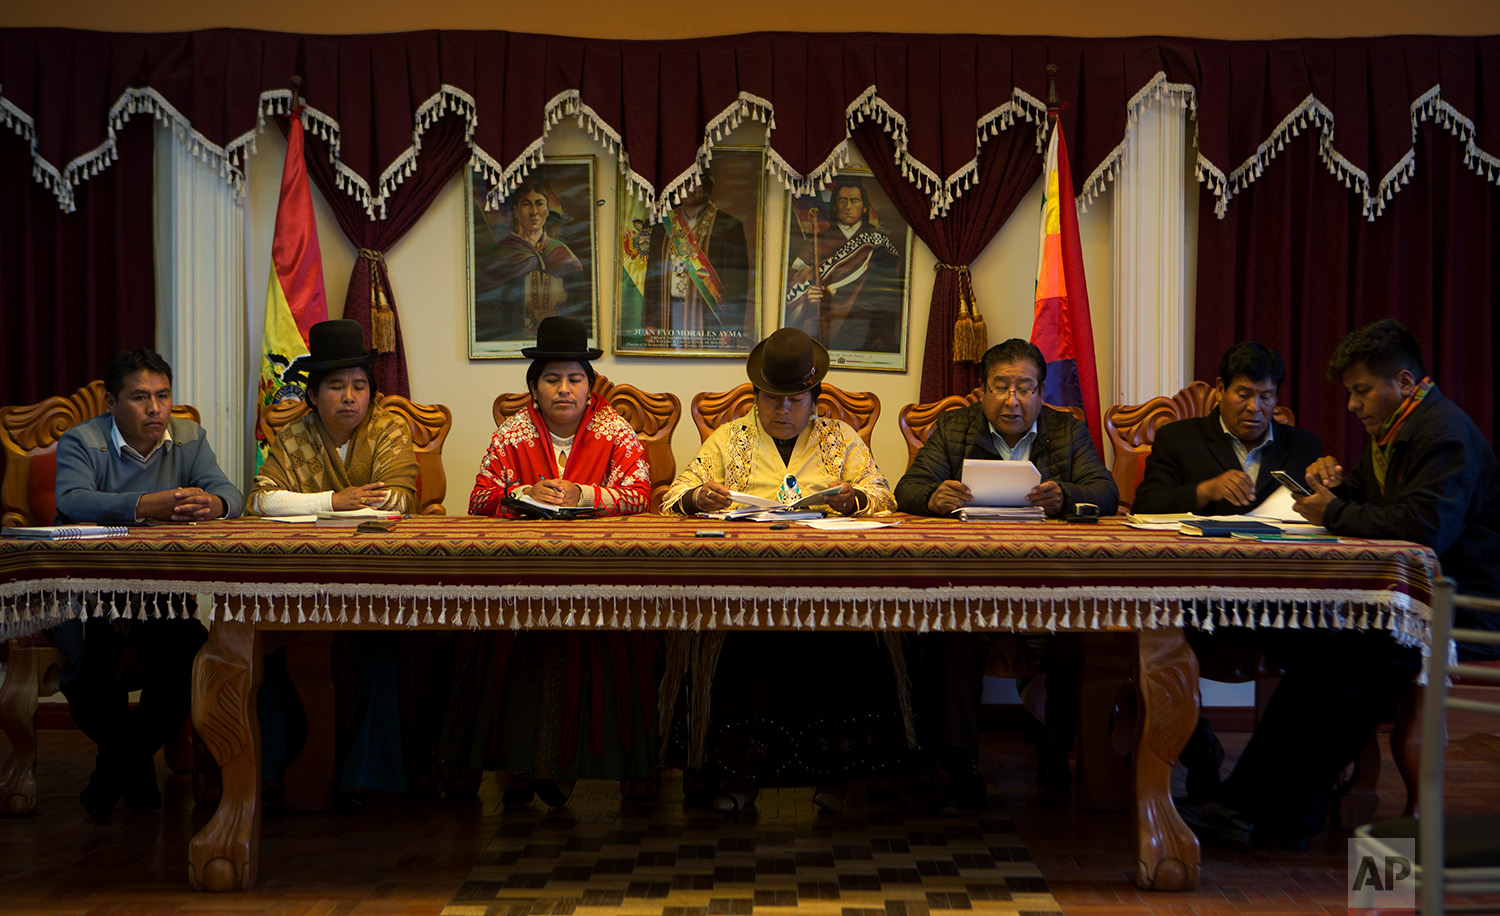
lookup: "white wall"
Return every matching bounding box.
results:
[248,119,1115,514]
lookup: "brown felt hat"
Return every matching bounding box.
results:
[745,328,829,396]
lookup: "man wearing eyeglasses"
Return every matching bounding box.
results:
[896,338,1117,518]
[895,338,1117,814]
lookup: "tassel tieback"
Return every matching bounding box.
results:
[936,262,986,362]
[358,248,396,353]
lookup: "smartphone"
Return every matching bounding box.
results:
[1270,469,1313,496]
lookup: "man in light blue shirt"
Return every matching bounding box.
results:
[51,348,242,822]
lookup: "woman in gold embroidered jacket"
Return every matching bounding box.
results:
[659,327,911,815]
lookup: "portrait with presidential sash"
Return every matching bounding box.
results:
[781,165,913,371]
[468,157,600,358]
[615,146,765,357]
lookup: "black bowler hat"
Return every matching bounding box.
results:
[745,328,829,397]
[521,316,603,361]
[288,320,378,376]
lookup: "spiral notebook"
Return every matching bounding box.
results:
[2,524,129,540]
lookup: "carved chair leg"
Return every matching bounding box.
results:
[0,647,46,815]
[1331,733,1382,832]
[281,633,336,813]
[1076,632,1132,812]
[1133,627,1200,892]
[188,619,262,892]
[1391,683,1424,818]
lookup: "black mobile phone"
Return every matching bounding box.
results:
[1270,469,1313,496]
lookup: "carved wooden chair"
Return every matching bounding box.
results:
[0,380,200,815]
[257,393,453,515]
[897,387,1085,469]
[690,382,880,449]
[492,374,681,514]
[1104,380,1295,513]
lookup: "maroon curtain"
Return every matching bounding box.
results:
[0,119,155,404]
[299,113,473,398]
[855,121,1043,400]
[1195,121,1500,462]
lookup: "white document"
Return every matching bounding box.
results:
[1246,485,1302,523]
[265,515,318,524]
[960,459,1041,507]
[798,517,903,531]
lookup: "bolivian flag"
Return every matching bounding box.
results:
[1032,120,1103,455]
[257,109,328,461]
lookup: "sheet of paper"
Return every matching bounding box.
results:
[798,517,902,531]
[960,459,1041,507]
[1246,485,1302,522]
[265,515,318,524]
[727,490,781,509]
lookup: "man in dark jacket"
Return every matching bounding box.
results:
[1133,343,1324,805]
[895,339,1117,517]
[1133,342,1324,516]
[896,338,1117,813]
[1298,319,1500,621]
[1189,321,1497,850]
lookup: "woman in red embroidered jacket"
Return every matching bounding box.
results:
[442,317,658,808]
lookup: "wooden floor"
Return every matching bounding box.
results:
[2,724,1497,916]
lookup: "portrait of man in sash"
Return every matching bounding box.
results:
[616,148,764,356]
[469,158,599,358]
[781,170,913,371]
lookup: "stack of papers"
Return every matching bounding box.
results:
[960,459,1041,506]
[955,506,1046,521]
[702,488,840,521]
[314,508,403,527]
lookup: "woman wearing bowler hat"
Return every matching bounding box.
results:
[250,319,416,810]
[251,319,415,516]
[443,316,658,809]
[659,327,908,815]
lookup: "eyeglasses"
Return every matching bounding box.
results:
[986,384,1039,401]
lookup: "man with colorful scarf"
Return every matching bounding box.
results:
[1186,320,1499,851]
[1296,319,1500,621]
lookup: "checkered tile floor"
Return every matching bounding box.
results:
[442,777,1062,916]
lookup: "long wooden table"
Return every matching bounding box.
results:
[0,514,1439,894]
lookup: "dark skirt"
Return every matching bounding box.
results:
[440,631,661,781]
[666,632,911,787]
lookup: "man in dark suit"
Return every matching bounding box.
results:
[1132,343,1324,807]
[1134,342,1324,515]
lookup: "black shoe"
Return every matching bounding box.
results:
[533,780,574,809]
[502,778,536,810]
[1180,717,1226,802]
[122,756,162,814]
[81,764,122,823]
[1176,799,1254,849]
[1036,754,1071,793]
[339,787,373,815]
[937,748,986,817]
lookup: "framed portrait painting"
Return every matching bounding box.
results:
[467,158,600,358]
[615,147,766,357]
[779,167,913,371]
